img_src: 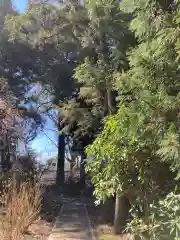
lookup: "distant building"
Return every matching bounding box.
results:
[42,156,71,183]
[47,157,71,172]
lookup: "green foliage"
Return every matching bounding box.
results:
[174,0,180,65]
[85,1,180,221]
[127,192,180,240]
[55,0,134,151]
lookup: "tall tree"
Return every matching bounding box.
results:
[86,0,180,233]
[58,0,134,186]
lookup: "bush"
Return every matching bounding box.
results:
[127,192,180,240]
[0,180,41,240]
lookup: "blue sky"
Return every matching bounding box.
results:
[12,0,27,13]
[11,0,58,162]
[30,117,58,163]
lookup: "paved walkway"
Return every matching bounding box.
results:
[48,197,95,240]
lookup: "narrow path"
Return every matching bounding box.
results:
[48,197,96,240]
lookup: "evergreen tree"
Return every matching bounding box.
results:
[86,0,180,233]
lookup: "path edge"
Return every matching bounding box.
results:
[48,203,64,240]
[84,203,96,240]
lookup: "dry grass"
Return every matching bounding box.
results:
[0,180,41,240]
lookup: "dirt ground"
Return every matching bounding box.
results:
[86,198,131,240]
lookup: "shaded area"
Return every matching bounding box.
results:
[40,184,62,223]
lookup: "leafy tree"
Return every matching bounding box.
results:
[127,192,180,240]
[86,0,180,233]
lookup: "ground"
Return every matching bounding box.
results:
[87,198,131,240]
[23,184,131,240]
[49,196,95,240]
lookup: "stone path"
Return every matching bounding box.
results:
[48,196,96,240]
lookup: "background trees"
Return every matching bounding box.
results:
[5,0,134,185]
[0,0,46,177]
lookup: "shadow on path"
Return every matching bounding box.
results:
[49,196,95,240]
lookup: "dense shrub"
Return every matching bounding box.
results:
[127,192,180,240]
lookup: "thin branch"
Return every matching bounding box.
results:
[45,111,59,126]
[44,128,58,133]
[42,130,58,148]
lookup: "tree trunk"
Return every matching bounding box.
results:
[101,33,117,116]
[114,193,131,234]
[1,135,11,174]
[80,153,85,188]
[102,197,115,223]
[107,89,117,114]
[56,133,65,186]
